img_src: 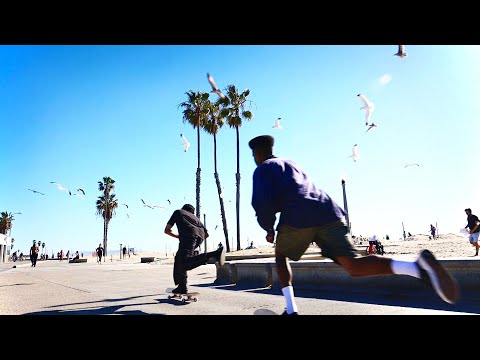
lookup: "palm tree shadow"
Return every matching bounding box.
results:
[24,304,164,315]
[0,283,35,288]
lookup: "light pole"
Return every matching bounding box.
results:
[119,243,122,260]
[341,179,351,234]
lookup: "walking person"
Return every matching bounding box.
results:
[122,246,127,259]
[29,241,39,267]
[464,208,480,256]
[96,244,104,264]
[248,135,460,315]
[430,224,437,240]
[164,204,226,294]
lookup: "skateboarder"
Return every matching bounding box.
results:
[248,134,460,315]
[164,204,226,294]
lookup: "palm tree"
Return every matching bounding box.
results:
[178,90,210,219]
[203,98,230,252]
[0,212,14,235]
[220,85,253,251]
[95,177,118,257]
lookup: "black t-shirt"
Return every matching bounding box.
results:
[467,214,480,233]
[167,209,207,239]
[96,247,103,256]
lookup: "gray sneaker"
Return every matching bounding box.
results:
[217,245,226,266]
[417,249,460,304]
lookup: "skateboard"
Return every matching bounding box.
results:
[166,288,200,302]
[254,308,279,315]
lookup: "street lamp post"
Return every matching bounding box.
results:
[341,179,351,234]
[120,243,122,260]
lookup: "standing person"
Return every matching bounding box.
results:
[464,208,480,256]
[122,246,127,259]
[248,135,460,315]
[29,241,39,267]
[164,204,226,294]
[96,244,104,264]
[430,224,437,240]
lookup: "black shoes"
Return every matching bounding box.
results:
[172,286,188,294]
[281,310,299,315]
[417,249,460,304]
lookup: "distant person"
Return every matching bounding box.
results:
[464,208,480,256]
[385,235,389,241]
[408,232,413,237]
[122,246,127,259]
[72,251,80,260]
[29,241,39,267]
[164,204,226,294]
[96,244,104,264]
[430,224,437,239]
[248,134,460,314]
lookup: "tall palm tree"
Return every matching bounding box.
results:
[178,90,210,219]
[95,177,118,257]
[220,85,253,251]
[203,98,230,252]
[0,212,14,235]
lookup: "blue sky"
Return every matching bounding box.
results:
[2,45,479,256]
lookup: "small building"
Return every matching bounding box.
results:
[0,233,13,263]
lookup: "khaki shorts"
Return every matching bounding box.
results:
[275,219,357,261]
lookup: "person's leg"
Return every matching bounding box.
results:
[172,249,188,293]
[275,225,315,315]
[327,223,459,304]
[185,246,225,271]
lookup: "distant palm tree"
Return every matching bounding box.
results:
[178,90,210,219]
[0,211,14,235]
[220,85,253,251]
[95,177,118,257]
[203,98,230,252]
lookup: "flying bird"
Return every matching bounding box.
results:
[141,199,154,209]
[215,225,219,230]
[207,72,226,99]
[50,182,72,195]
[404,163,420,168]
[272,118,283,129]
[394,45,408,58]
[180,133,190,152]
[366,123,378,132]
[167,199,171,205]
[28,189,45,195]
[349,144,360,162]
[122,203,129,209]
[357,94,375,126]
[76,188,85,196]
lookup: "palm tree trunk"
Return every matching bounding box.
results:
[103,218,107,258]
[213,132,230,252]
[196,126,201,219]
[105,220,109,260]
[235,126,241,251]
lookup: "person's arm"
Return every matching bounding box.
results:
[251,166,278,241]
[471,217,480,234]
[164,223,179,239]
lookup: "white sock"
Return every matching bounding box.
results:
[281,286,299,314]
[390,259,421,278]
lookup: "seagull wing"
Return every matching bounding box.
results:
[180,134,190,152]
[77,188,85,195]
[207,72,218,91]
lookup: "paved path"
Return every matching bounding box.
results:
[1,258,479,315]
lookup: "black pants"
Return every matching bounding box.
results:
[31,254,38,266]
[173,236,218,287]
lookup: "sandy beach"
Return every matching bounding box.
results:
[129,232,475,264]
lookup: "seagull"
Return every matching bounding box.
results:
[153,205,167,210]
[76,188,85,196]
[404,163,420,168]
[180,133,190,152]
[126,214,130,219]
[394,45,408,58]
[207,72,226,99]
[50,182,72,195]
[122,203,129,209]
[357,94,375,126]
[28,189,45,195]
[141,199,154,209]
[349,144,360,162]
[167,199,171,205]
[366,123,378,132]
[215,225,219,230]
[272,118,283,129]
